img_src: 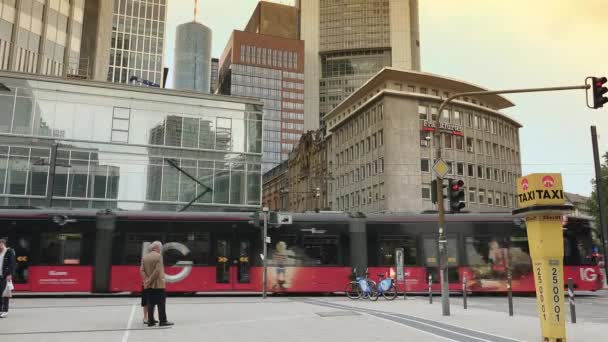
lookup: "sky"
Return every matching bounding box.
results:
[164,0,608,196]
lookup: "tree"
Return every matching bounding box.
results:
[588,152,608,245]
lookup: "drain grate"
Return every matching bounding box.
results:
[316,311,361,318]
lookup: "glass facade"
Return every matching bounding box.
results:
[173,21,212,92]
[0,75,263,210]
[0,0,85,77]
[109,0,167,85]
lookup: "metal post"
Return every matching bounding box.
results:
[568,278,576,324]
[45,143,58,208]
[462,275,467,309]
[591,126,608,280]
[432,83,588,317]
[507,269,514,316]
[262,208,269,299]
[428,274,433,304]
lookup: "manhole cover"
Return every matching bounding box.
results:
[316,311,360,317]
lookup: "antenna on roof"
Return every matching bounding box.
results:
[194,0,198,22]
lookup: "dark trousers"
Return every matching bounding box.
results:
[147,288,167,323]
[0,276,9,312]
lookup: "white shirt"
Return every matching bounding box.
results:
[0,249,5,277]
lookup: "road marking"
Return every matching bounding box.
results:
[121,302,137,342]
[363,312,459,342]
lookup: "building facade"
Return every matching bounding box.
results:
[210,57,218,94]
[173,21,212,92]
[0,0,86,77]
[324,68,522,213]
[261,159,288,211]
[298,0,421,130]
[107,0,167,86]
[245,1,299,40]
[0,72,263,210]
[217,30,304,172]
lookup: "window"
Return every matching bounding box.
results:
[478,189,485,204]
[466,137,474,152]
[502,170,506,183]
[420,131,431,147]
[494,169,499,181]
[468,188,476,203]
[477,166,483,179]
[447,161,453,175]
[379,158,384,173]
[421,159,430,172]
[467,164,475,177]
[430,107,438,121]
[441,109,450,121]
[474,115,480,129]
[456,162,464,176]
[486,167,491,180]
[493,144,499,158]
[453,111,461,124]
[455,136,464,150]
[467,113,473,127]
[487,191,494,205]
[477,139,483,154]
[111,107,130,143]
[486,141,492,156]
[421,186,431,199]
[495,192,501,206]
[301,236,339,265]
[378,130,383,146]
[444,135,452,148]
[378,236,418,266]
[418,105,428,120]
[41,233,88,265]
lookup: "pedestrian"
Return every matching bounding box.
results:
[140,244,156,324]
[0,238,16,318]
[142,241,173,327]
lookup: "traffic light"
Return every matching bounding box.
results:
[591,76,608,109]
[430,179,446,204]
[447,179,465,213]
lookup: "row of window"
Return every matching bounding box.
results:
[232,64,281,80]
[418,104,518,140]
[331,158,384,191]
[421,185,516,209]
[282,132,301,142]
[283,101,304,110]
[282,111,304,121]
[333,130,384,167]
[331,103,384,148]
[114,0,166,22]
[420,159,521,185]
[420,131,520,163]
[239,44,299,71]
[281,122,304,131]
[231,84,280,100]
[282,91,304,101]
[232,74,282,90]
[282,71,304,80]
[283,81,304,90]
[334,182,386,211]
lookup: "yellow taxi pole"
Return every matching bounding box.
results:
[514,173,572,342]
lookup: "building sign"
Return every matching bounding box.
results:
[516,173,565,208]
[422,120,464,136]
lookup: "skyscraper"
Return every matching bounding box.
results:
[298,0,421,129]
[173,21,212,92]
[107,0,168,85]
[0,0,86,77]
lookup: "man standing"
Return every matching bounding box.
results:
[0,238,16,318]
[142,241,173,327]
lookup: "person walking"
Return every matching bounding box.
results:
[142,241,173,327]
[0,238,16,318]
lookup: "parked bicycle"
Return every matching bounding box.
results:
[376,272,398,300]
[345,268,378,300]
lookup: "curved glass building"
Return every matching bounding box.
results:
[173,21,212,92]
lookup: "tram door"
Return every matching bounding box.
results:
[214,233,254,291]
[423,236,460,288]
[7,234,32,291]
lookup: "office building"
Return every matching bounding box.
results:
[0,0,86,77]
[325,68,522,213]
[298,0,421,129]
[80,0,113,81]
[0,71,263,210]
[245,1,299,40]
[217,29,304,172]
[107,0,168,86]
[173,20,212,92]
[210,57,218,93]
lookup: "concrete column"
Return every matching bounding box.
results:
[349,218,367,275]
[93,209,116,293]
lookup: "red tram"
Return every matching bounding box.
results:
[0,209,602,294]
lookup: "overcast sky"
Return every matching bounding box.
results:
[165,0,608,196]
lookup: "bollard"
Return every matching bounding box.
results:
[428,274,433,304]
[507,269,514,316]
[462,275,468,309]
[568,278,576,324]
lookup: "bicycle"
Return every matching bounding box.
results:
[376,272,398,300]
[345,268,378,300]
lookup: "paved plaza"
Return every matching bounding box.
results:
[1,291,607,342]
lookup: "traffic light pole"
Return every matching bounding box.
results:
[433,83,589,316]
[591,126,608,281]
[262,208,269,299]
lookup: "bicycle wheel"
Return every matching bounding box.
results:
[345,281,361,299]
[368,283,379,301]
[382,285,398,301]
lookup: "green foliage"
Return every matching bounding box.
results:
[588,152,608,240]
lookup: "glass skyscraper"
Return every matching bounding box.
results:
[173,21,212,92]
[0,72,263,210]
[108,0,167,86]
[0,0,86,77]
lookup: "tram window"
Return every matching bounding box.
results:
[40,233,83,265]
[509,236,532,276]
[166,233,210,266]
[302,236,339,266]
[378,236,417,266]
[424,237,458,267]
[126,233,163,264]
[465,236,509,268]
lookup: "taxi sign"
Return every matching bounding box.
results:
[516,173,565,209]
[432,159,450,179]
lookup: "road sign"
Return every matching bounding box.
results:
[395,248,404,281]
[514,173,569,342]
[432,159,450,179]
